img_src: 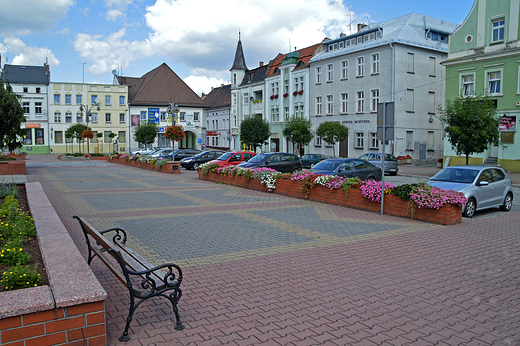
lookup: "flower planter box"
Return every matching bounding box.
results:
[398,159,408,165]
[199,171,462,225]
[107,157,181,174]
[0,160,26,175]
[1,153,26,160]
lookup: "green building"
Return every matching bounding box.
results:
[443,0,520,172]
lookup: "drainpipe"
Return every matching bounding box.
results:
[390,43,395,155]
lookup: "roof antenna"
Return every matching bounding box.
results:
[239,29,241,41]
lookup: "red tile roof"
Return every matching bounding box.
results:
[264,42,325,78]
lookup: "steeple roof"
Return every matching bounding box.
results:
[230,39,248,71]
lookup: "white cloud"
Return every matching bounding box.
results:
[104,0,134,21]
[2,37,60,66]
[184,75,228,97]
[0,0,73,36]
[71,0,356,80]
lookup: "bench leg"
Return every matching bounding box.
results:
[168,289,185,330]
[119,296,138,342]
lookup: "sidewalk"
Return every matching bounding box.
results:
[21,157,520,345]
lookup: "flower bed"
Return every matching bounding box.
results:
[198,164,465,225]
[107,154,181,174]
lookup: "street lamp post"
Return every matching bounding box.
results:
[167,101,180,150]
[428,114,445,138]
[80,100,100,154]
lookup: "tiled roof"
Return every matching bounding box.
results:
[230,40,248,71]
[1,64,50,84]
[239,64,270,87]
[265,42,323,78]
[203,84,231,110]
[116,63,208,108]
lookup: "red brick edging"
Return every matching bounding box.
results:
[199,172,462,225]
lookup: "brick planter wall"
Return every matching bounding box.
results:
[107,157,181,174]
[0,160,26,175]
[199,172,462,225]
[0,183,107,345]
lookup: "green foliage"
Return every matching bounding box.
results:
[341,177,362,195]
[282,116,314,153]
[0,239,31,266]
[65,124,88,137]
[201,163,219,176]
[0,195,36,240]
[391,182,425,200]
[1,264,41,290]
[134,121,158,147]
[155,159,169,169]
[0,184,19,199]
[438,96,500,164]
[0,80,26,151]
[240,116,270,152]
[315,122,349,157]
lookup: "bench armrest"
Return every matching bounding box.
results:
[100,227,127,244]
[124,262,183,286]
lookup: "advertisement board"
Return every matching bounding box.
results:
[499,115,517,132]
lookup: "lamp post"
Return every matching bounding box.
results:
[80,99,100,154]
[428,114,445,138]
[167,101,180,150]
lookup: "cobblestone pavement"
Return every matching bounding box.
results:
[25,156,520,345]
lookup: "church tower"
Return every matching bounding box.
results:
[230,32,247,88]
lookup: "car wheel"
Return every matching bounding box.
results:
[463,197,476,218]
[500,192,513,212]
[193,163,199,171]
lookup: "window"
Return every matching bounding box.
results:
[54,112,61,123]
[118,131,126,143]
[35,102,42,114]
[407,52,415,73]
[355,132,364,148]
[23,87,28,93]
[428,131,434,150]
[371,53,379,74]
[316,66,322,84]
[462,74,474,96]
[488,71,502,94]
[65,94,71,104]
[76,112,83,123]
[91,113,98,122]
[341,60,348,79]
[492,18,505,42]
[284,80,289,94]
[315,135,322,146]
[76,94,82,105]
[233,73,237,85]
[428,92,436,114]
[300,105,304,117]
[55,131,63,143]
[91,95,98,104]
[312,96,321,116]
[35,129,44,145]
[194,112,199,121]
[327,64,334,82]
[120,113,125,123]
[104,131,111,143]
[370,133,378,148]
[294,78,299,92]
[54,94,60,104]
[105,95,111,106]
[406,130,414,150]
[429,57,436,77]
[356,91,365,113]
[357,57,364,77]
[180,112,186,122]
[294,105,299,117]
[23,102,30,114]
[140,111,146,121]
[327,95,334,114]
[160,111,166,122]
[341,93,348,114]
[244,93,249,104]
[66,112,72,123]
[35,88,41,94]
[119,96,125,105]
[105,113,111,123]
[406,89,414,112]
[300,77,304,91]
[232,94,237,105]
[370,89,379,112]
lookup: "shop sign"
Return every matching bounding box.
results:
[499,115,517,132]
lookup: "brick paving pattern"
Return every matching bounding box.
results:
[25,156,520,345]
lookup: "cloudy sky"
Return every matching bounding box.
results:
[0,0,475,96]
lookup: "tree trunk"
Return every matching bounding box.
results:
[465,153,469,165]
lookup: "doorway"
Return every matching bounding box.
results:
[339,138,348,157]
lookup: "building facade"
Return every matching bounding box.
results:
[203,84,232,150]
[309,14,458,159]
[442,0,520,172]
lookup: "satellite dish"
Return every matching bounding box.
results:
[112,70,117,76]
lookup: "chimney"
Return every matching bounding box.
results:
[340,33,346,38]
[357,23,367,32]
[221,84,224,87]
[259,61,264,67]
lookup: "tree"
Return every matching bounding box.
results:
[96,132,103,154]
[0,80,26,151]
[438,96,499,165]
[65,124,87,154]
[315,121,349,157]
[108,132,117,153]
[282,116,314,155]
[240,115,270,152]
[134,121,157,148]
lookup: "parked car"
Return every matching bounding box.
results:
[148,148,174,159]
[131,147,160,156]
[358,153,399,175]
[173,149,203,161]
[209,151,256,168]
[428,165,513,218]
[237,152,301,173]
[180,150,226,170]
[300,154,329,168]
[310,158,382,181]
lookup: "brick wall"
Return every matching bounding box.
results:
[107,157,181,174]
[0,301,106,345]
[199,172,462,225]
[0,161,26,175]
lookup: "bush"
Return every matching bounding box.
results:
[0,184,19,199]
[0,239,31,266]
[0,264,41,290]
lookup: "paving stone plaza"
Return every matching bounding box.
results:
[25,156,520,345]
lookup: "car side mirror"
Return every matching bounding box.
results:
[478,181,489,186]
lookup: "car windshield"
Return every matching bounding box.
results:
[385,154,397,161]
[247,153,270,163]
[217,153,234,160]
[431,168,479,183]
[313,160,343,171]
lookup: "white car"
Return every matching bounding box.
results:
[131,147,160,156]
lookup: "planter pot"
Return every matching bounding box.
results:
[398,159,407,165]
[406,159,412,164]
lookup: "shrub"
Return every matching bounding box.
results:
[0,239,31,266]
[0,264,41,290]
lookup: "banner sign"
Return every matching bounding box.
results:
[131,114,140,126]
[148,108,160,125]
[499,115,517,132]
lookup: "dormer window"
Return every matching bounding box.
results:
[492,18,505,42]
[426,31,449,43]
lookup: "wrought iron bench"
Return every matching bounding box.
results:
[73,215,184,342]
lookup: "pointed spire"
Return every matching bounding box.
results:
[230,32,248,71]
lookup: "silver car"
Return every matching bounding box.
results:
[428,165,513,218]
[358,153,399,176]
